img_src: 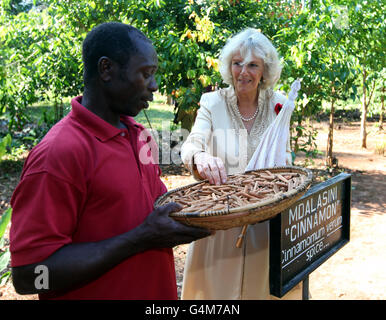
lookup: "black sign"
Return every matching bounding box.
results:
[269,173,351,298]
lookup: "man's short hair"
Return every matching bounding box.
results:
[82,22,149,86]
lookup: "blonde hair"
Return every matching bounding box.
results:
[219,28,282,90]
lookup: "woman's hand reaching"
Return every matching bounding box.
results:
[193,152,227,185]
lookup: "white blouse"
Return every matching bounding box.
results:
[181,86,292,178]
[180,86,299,300]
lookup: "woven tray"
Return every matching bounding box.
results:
[154,166,313,230]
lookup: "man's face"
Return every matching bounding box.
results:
[108,38,158,117]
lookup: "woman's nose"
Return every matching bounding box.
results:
[240,64,248,74]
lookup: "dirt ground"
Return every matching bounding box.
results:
[167,121,386,300]
[0,121,385,300]
[301,122,385,300]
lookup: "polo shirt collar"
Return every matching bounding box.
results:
[71,96,143,142]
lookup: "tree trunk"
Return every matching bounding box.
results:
[54,97,64,123]
[59,100,64,120]
[167,95,173,105]
[293,113,303,154]
[360,69,367,148]
[326,99,335,167]
[379,86,384,131]
[176,108,197,132]
[54,98,59,122]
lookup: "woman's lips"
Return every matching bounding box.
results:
[237,79,252,84]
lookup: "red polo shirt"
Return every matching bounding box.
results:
[10,96,177,300]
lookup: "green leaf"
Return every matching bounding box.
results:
[0,208,12,239]
[0,249,10,272]
[0,134,12,159]
[186,69,196,79]
[0,271,11,286]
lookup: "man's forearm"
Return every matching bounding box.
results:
[12,224,150,295]
[12,202,211,296]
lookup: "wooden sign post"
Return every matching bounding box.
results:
[269,173,351,298]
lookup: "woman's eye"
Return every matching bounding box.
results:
[232,61,241,66]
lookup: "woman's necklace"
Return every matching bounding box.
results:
[236,105,259,121]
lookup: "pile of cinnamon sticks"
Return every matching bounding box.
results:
[163,170,306,213]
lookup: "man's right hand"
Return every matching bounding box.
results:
[141,202,212,248]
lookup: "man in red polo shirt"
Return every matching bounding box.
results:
[9,22,211,300]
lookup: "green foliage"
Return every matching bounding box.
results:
[129,1,226,118]
[272,0,380,158]
[0,134,12,159]
[0,208,12,285]
[0,208,11,241]
[345,0,385,75]
[0,3,83,131]
[0,0,384,159]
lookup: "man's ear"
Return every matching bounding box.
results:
[98,56,114,82]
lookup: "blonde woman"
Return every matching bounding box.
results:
[180,28,301,299]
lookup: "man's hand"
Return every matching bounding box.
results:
[12,202,212,295]
[142,202,212,248]
[193,152,227,185]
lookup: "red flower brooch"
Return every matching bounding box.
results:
[274,103,283,115]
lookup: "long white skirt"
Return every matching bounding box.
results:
[181,221,302,300]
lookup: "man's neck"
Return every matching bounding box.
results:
[81,88,122,129]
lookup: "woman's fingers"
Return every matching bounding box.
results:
[197,163,214,184]
[196,155,226,185]
[215,157,227,184]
